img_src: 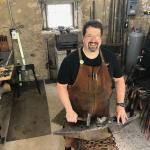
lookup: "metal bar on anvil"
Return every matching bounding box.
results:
[53,113,140,141]
[109,113,140,133]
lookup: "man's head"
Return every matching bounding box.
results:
[82,20,103,52]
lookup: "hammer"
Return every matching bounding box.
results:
[78,113,92,127]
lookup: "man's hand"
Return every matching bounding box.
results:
[66,109,78,123]
[116,106,128,124]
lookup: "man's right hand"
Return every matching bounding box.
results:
[66,109,78,123]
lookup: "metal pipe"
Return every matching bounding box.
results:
[112,0,116,43]
[92,0,96,20]
[90,6,92,20]
[107,0,113,43]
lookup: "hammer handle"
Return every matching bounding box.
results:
[77,117,86,121]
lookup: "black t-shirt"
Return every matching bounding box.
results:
[57,48,123,85]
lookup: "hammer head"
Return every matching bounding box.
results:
[86,113,92,127]
[77,113,92,127]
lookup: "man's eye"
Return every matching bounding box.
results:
[87,35,92,37]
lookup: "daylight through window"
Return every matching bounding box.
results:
[47,4,73,28]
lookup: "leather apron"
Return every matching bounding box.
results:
[67,49,113,118]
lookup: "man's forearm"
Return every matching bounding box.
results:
[114,76,125,103]
[56,83,73,112]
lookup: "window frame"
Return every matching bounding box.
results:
[47,3,74,29]
[41,2,75,30]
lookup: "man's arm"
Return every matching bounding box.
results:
[56,83,78,123]
[114,76,128,124]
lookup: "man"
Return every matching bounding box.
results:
[56,20,128,150]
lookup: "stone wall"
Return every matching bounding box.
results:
[0,0,47,79]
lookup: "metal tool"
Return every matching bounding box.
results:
[53,113,140,141]
[78,113,92,127]
[86,113,92,127]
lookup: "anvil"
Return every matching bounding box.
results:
[53,113,140,141]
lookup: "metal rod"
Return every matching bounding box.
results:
[90,6,92,20]
[16,32,26,65]
[92,0,96,20]
[5,50,13,66]
[107,0,113,43]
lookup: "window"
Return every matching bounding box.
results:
[47,4,74,28]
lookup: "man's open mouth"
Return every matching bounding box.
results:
[89,42,98,46]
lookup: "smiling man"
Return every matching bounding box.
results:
[56,20,128,150]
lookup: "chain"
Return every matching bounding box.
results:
[79,134,119,150]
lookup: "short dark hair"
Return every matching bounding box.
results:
[82,20,103,36]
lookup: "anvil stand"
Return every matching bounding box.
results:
[15,64,41,97]
[10,29,41,97]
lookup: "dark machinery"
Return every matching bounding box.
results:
[125,40,150,140]
[55,31,78,50]
[46,27,80,82]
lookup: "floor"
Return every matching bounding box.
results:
[0,83,150,150]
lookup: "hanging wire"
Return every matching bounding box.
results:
[6,0,16,28]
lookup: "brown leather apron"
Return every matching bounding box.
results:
[68,49,113,118]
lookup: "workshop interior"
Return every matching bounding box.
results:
[0,0,150,149]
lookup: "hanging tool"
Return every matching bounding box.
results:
[10,29,26,65]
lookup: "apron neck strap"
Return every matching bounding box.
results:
[78,47,82,60]
[99,48,105,64]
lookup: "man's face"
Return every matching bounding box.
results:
[83,27,102,52]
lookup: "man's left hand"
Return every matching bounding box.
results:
[116,106,128,124]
